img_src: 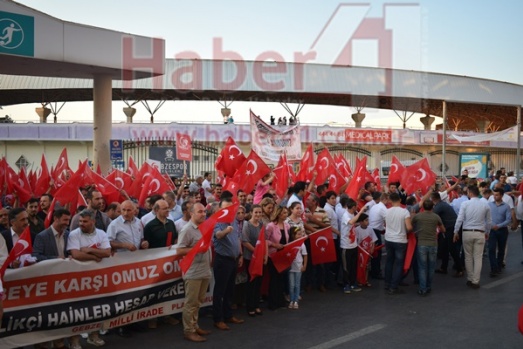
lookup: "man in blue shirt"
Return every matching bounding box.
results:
[212,197,244,330]
[488,188,512,277]
[453,186,492,289]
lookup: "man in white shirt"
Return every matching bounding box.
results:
[369,193,389,279]
[68,209,111,347]
[384,193,412,295]
[202,172,214,200]
[175,201,193,233]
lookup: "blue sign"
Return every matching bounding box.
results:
[149,146,189,178]
[0,11,34,57]
[110,139,123,160]
[459,153,489,179]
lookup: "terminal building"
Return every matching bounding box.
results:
[1,0,522,180]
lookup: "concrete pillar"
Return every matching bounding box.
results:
[123,107,136,123]
[352,112,365,128]
[35,107,51,123]
[476,120,489,133]
[93,75,112,175]
[420,115,435,130]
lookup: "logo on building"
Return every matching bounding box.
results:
[0,11,34,57]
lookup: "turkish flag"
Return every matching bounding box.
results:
[223,180,240,196]
[138,166,171,207]
[52,148,71,187]
[127,156,140,179]
[0,226,33,277]
[162,173,177,191]
[215,137,246,178]
[106,169,132,193]
[400,158,436,195]
[127,162,154,199]
[357,236,373,285]
[231,151,271,194]
[179,202,239,274]
[6,167,32,205]
[314,148,340,187]
[0,157,7,195]
[444,176,458,202]
[309,227,337,265]
[273,154,291,199]
[387,155,406,185]
[34,154,51,197]
[372,168,382,192]
[92,172,121,204]
[44,162,87,227]
[176,132,193,162]
[296,144,315,182]
[28,169,36,193]
[345,156,368,200]
[403,232,417,273]
[18,167,32,193]
[248,225,266,281]
[334,153,352,179]
[270,236,307,272]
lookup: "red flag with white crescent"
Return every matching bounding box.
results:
[248,225,266,281]
[0,226,33,277]
[309,227,337,265]
[179,202,239,274]
[269,236,307,273]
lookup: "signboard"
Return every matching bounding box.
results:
[149,146,189,177]
[110,139,123,160]
[250,111,301,163]
[459,153,489,179]
[176,133,192,161]
[0,11,34,57]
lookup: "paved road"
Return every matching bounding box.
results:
[29,231,523,349]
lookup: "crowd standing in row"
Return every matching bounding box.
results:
[0,167,522,346]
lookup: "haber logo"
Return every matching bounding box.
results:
[121,3,421,95]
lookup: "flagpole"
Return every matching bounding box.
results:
[517,106,521,181]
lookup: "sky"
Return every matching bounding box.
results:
[4,0,523,128]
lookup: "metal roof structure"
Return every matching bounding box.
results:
[1,59,521,131]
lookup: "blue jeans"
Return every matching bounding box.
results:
[288,271,302,303]
[488,227,508,272]
[384,241,407,289]
[416,245,437,292]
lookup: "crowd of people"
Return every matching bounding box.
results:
[0,166,522,346]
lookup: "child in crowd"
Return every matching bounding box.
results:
[288,226,307,309]
[355,213,377,287]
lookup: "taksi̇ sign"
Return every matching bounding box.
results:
[0,11,34,57]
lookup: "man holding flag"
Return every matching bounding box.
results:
[0,208,33,273]
[212,197,245,331]
[177,203,212,343]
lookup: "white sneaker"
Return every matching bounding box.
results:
[87,335,105,347]
[288,302,294,309]
[293,302,299,309]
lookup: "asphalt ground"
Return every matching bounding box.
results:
[24,230,523,349]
